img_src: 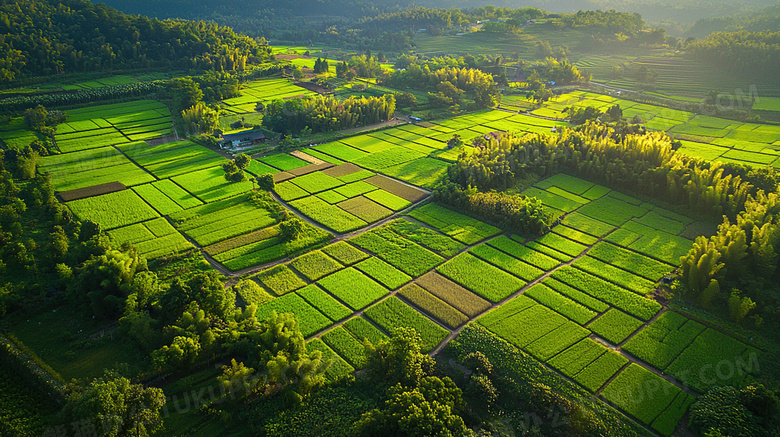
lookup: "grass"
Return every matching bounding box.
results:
[254,265,307,296]
[255,293,331,337]
[437,253,526,303]
[353,147,426,171]
[317,267,389,310]
[524,283,596,325]
[172,167,253,203]
[290,250,344,281]
[354,257,412,290]
[623,312,706,370]
[275,181,310,201]
[321,326,368,369]
[334,181,377,198]
[290,171,345,194]
[551,266,661,321]
[350,226,444,277]
[380,157,449,189]
[153,180,203,209]
[40,146,154,191]
[133,183,182,215]
[534,233,588,257]
[290,196,367,233]
[601,364,681,425]
[337,196,392,223]
[297,284,353,322]
[486,236,561,271]
[573,350,628,393]
[10,306,146,381]
[399,283,468,329]
[543,277,610,312]
[364,296,449,353]
[469,244,545,282]
[384,219,465,257]
[408,203,500,245]
[259,153,309,171]
[588,309,644,344]
[573,256,657,295]
[306,338,355,383]
[665,327,758,392]
[416,272,491,317]
[588,242,673,281]
[343,316,389,344]
[364,189,412,211]
[219,225,332,271]
[321,241,368,265]
[67,189,159,230]
[169,193,278,246]
[108,218,193,259]
[118,140,225,179]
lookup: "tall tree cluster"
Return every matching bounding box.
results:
[380,65,500,109]
[262,94,396,135]
[685,31,780,81]
[0,0,270,82]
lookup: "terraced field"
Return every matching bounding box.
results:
[220,77,317,114]
[307,109,568,188]
[534,90,780,168]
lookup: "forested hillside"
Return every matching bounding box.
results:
[687,5,780,38]
[0,0,270,83]
[685,31,780,82]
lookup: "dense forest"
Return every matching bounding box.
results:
[97,1,657,51]
[686,5,780,38]
[0,0,270,83]
[685,30,780,82]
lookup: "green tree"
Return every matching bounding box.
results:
[279,217,304,241]
[151,335,201,371]
[69,248,147,319]
[255,173,275,191]
[218,359,259,399]
[170,77,204,112]
[365,327,435,386]
[354,376,473,437]
[690,385,779,436]
[182,102,219,135]
[251,311,328,401]
[68,376,166,437]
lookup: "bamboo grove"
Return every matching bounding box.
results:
[445,123,780,326]
[379,66,500,109]
[262,94,396,135]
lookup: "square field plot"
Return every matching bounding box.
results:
[172,167,253,203]
[317,267,389,310]
[409,203,500,245]
[40,147,154,192]
[107,217,193,259]
[67,189,159,230]
[118,140,226,179]
[169,193,278,246]
[365,296,449,352]
[255,293,331,337]
[437,253,525,302]
[350,225,444,277]
[254,265,306,296]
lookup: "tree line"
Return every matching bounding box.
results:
[685,30,780,82]
[380,65,500,110]
[262,94,396,135]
